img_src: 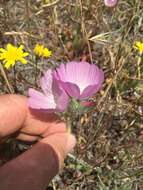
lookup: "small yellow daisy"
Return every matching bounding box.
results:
[34,44,52,58]
[0,44,29,69]
[133,41,143,53]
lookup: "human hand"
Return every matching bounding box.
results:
[0,94,76,190]
[0,94,76,164]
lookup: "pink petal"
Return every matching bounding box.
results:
[83,64,104,85]
[80,68,104,99]
[65,61,89,81]
[80,84,100,99]
[61,82,80,99]
[52,76,69,111]
[28,68,69,112]
[55,61,104,100]
[28,88,56,110]
[55,63,66,81]
[104,0,118,7]
[40,69,53,95]
[65,61,91,92]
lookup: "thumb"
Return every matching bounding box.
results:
[40,133,76,169]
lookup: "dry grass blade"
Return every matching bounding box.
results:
[0,62,14,93]
[89,31,117,44]
[36,0,61,15]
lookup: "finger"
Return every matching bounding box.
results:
[22,109,66,136]
[16,133,41,142]
[0,95,27,138]
[41,121,67,137]
[40,133,76,168]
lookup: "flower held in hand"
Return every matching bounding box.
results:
[54,61,104,100]
[28,70,69,112]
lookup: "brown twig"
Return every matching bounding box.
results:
[78,0,93,63]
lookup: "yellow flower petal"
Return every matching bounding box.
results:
[0,48,6,53]
[20,58,28,64]
[7,44,14,51]
[4,60,14,69]
[43,48,52,58]
[34,44,52,58]
[19,45,24,50]
[0,44,29,69]
[22,52,29,57]
[134,41,143,53]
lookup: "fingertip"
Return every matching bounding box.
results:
[66,134,76,154]
[40,133,76,169]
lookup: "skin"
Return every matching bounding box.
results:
[0,95,76,190]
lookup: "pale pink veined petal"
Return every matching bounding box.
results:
[65,61,91,93]
[87,64,103,84]
[52,76,69,111]
[55,61,104,100]
[28,88,56,111]
[40,69,53,96]
[55,63,67,81]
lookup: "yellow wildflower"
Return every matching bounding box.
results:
[134,41,143,53]
[0,44,29,69]
[34,44,52,58]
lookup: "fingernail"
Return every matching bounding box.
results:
[66,134,76,154]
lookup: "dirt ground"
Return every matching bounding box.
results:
[0,0,143,189]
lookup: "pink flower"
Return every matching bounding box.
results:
[54,61,104,100]
[104,0,118,7]
[28,69,69,112]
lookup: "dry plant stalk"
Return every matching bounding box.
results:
[0,62,14,93]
